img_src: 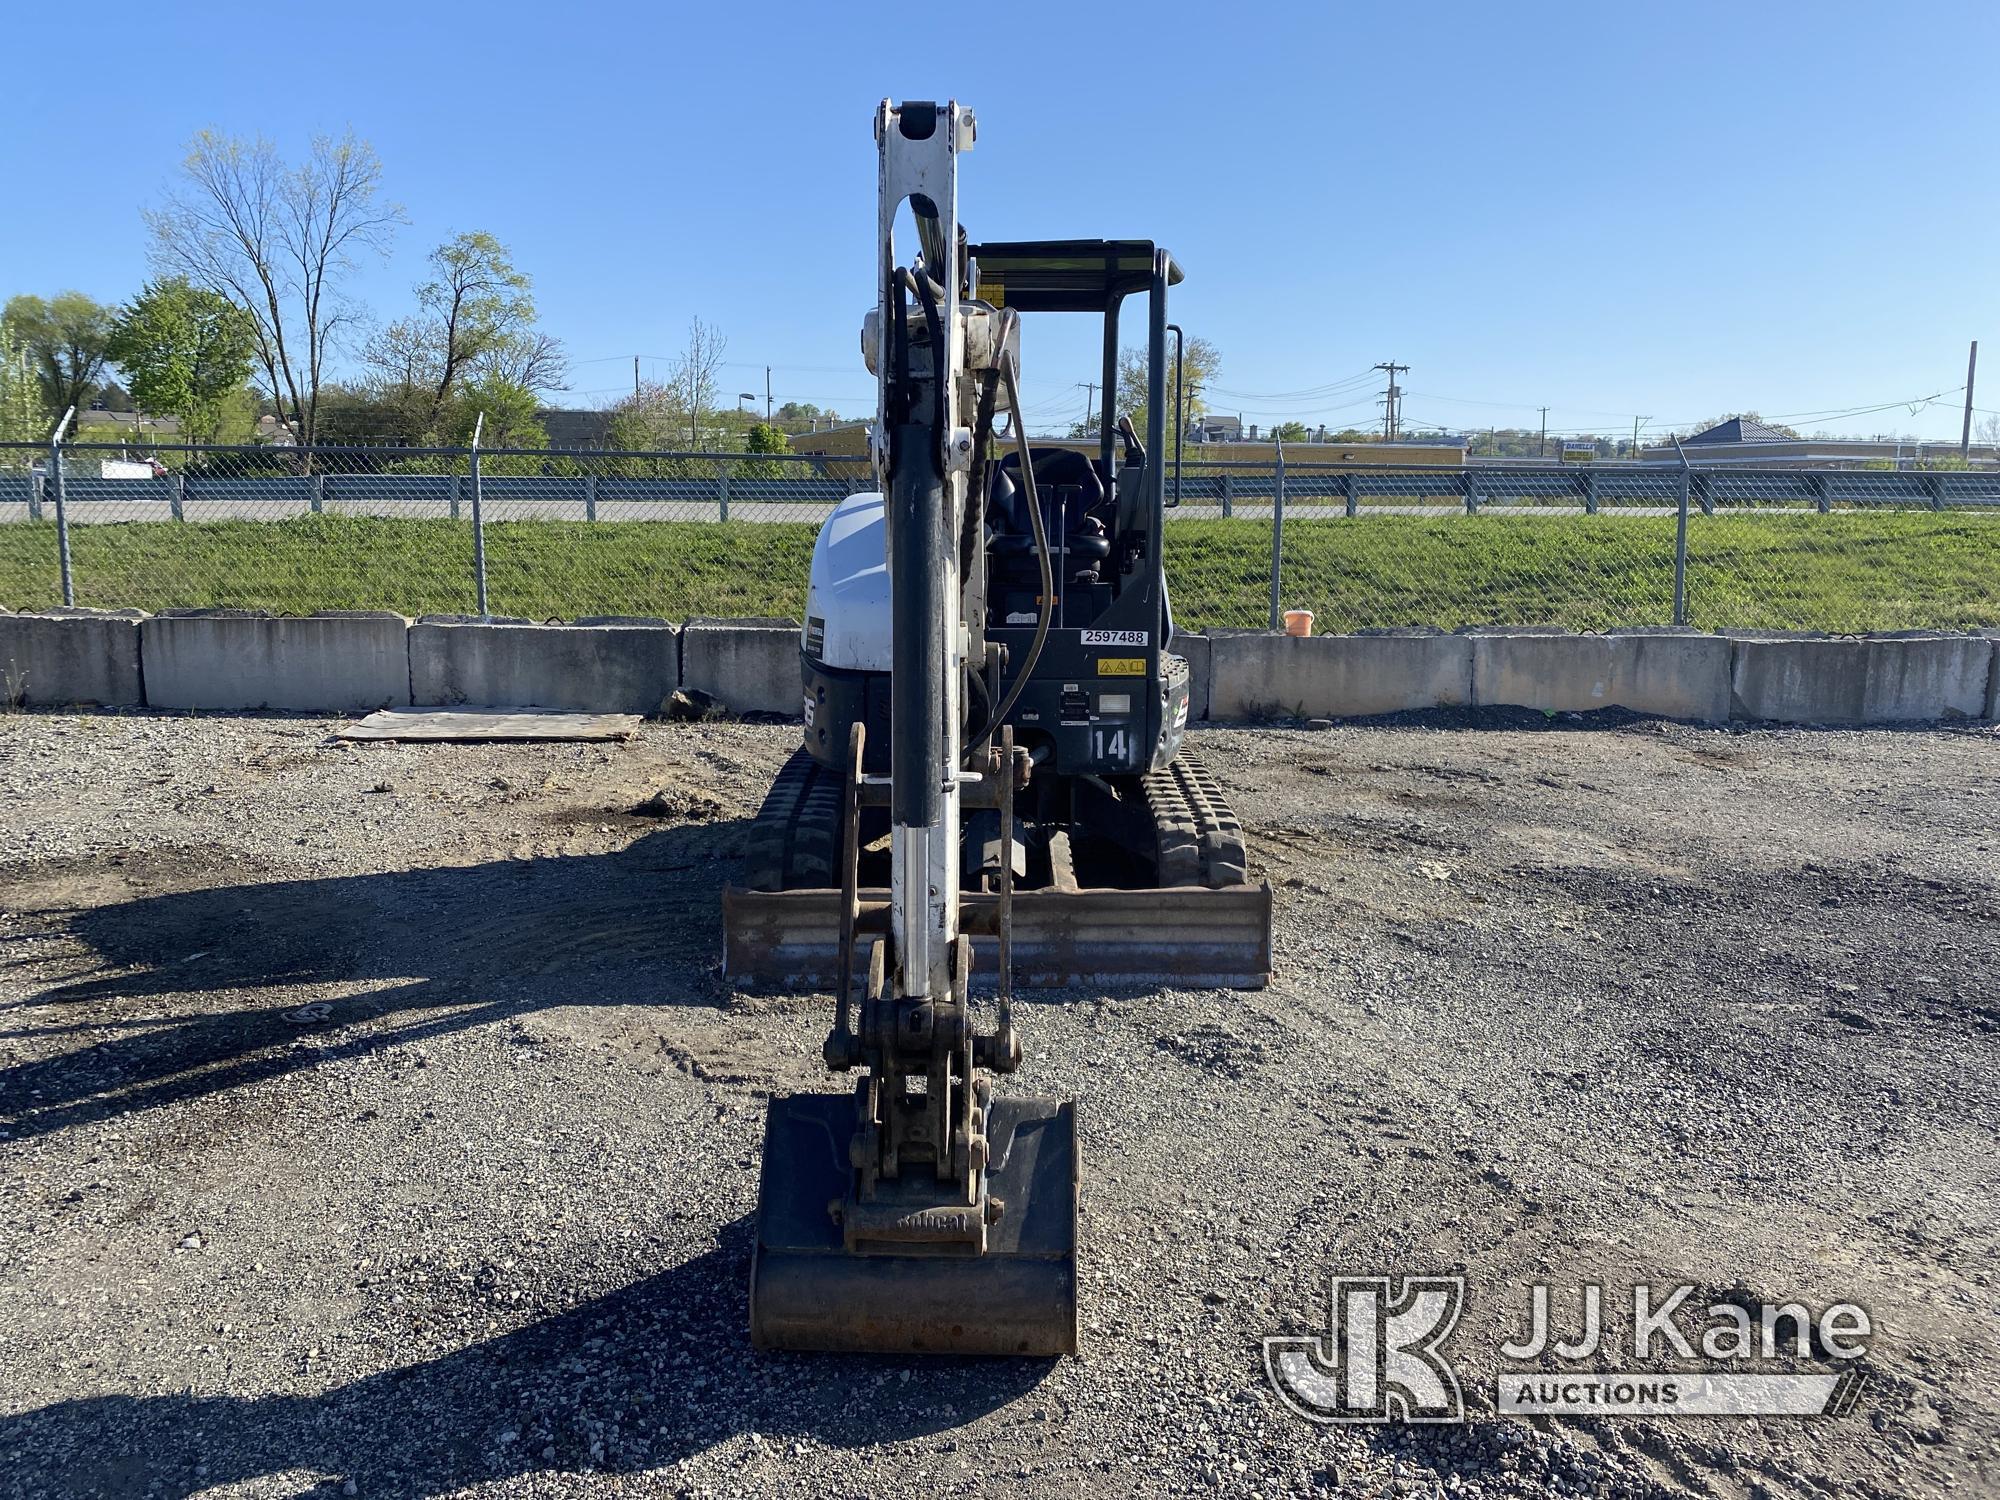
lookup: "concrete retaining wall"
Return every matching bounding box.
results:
[0,607,145,707]
[1728,632,1994,724]
[142,610,412,712]
[1207,630,1472,720]
[5,610,1996,727]
[1471,630,1731,722]
[410,616,679,715]
[679,618,801,715]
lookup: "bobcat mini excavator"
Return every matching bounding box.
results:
[735,100,1271,1356]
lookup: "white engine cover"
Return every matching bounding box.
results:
[803,490,892,672]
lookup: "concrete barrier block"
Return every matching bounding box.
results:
[1172,631,1212,722]
[0,607,145,706]
[1981,630,2000,720]
[1471,630,1730,721]
[410,618,678,714]
[679,618,801,716]
[1859,633,1993,722]
[142,610,411,712]
[1207,631,1471,720]
[1728,633,1994,723]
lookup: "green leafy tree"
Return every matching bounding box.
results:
[3,291,117,419]
[448,374,546,450]
[106,278,258,444]
[0,325,43,442]
[1273,421,1309,443]
[1115,334,1219,445]
[738,420,793,480]
[367,231,544,437]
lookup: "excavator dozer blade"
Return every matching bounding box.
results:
[725,883,1273,992]
[750,1092,1079,1356]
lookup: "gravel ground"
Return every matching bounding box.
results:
[1,708,1995,1499]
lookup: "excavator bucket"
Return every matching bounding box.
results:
[750,1092,1080,1355]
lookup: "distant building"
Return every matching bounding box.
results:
[1644,416,1997,467]
[536,409,618,449]
[1683,417,1797,447]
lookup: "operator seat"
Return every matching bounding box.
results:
[988,447,1113,569]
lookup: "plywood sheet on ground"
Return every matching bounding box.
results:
[336,707,642,742]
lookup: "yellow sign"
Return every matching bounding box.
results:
[1098,657,1145,676]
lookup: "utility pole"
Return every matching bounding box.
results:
[1962,340,1979,458]
[1373,362,1408,441]
[765,366,773,423]
[1538,406,1550,457]
[1081,382,1099,430]
[634,356,641,399]
[1631,414,1651,460]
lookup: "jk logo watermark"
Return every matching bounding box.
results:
[1265,1276,1871,1424]
[1263,1276,1466,1423]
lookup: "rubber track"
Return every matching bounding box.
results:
[1140,752,1249,889]
[742,749,845,891]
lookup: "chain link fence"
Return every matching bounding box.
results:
[3,439,1997,633]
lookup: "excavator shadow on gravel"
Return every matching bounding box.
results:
[723,99,1272,1358]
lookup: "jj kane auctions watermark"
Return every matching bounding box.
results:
[1264,1276,1870,1423]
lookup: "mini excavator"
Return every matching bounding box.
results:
[734,100,1271,1356]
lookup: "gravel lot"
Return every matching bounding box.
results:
[2,708,1995,1499]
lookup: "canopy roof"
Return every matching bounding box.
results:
[965,239,1182,313]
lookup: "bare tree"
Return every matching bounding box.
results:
[667,318,726,447]
[147,130,403,454]
[475,329,569,396]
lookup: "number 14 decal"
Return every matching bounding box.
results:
[1091,728,1129,761]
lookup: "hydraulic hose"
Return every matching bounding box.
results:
[985,337,1053,738]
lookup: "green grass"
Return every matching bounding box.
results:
[1,511,1995,632]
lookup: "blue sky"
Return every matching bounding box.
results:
[5,0,1996,441]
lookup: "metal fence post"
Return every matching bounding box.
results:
[1341,471,1356,518]
[50,406,75,606]
[1673,469,1691,627]
[1582,470,1598,516]
[717,459,731,522]
[470,417,489,619]
[449,469,462,521]
[584,471,598,523]
[1268,438,1285,631]
[1465,469,1481,515]
[170,470,186,523]
[1813,472,1830,514]
[1220,471,1234,518]
[310,472,325,515]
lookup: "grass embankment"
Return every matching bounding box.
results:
[0,512,1994,632]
